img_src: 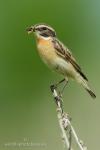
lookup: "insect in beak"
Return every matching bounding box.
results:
[26,26,35,34]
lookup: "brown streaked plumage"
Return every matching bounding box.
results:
[52,39,88,81]
[26,23,96,99]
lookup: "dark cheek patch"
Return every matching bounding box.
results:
[48,29,56,37]
[37,27,56,37]
[40,32,49,37]
[41,30,55,37]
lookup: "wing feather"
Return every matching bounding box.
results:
[52,38,88,81]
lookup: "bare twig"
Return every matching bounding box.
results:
[50,84,87,150]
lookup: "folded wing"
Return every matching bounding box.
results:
[52,38,88,81]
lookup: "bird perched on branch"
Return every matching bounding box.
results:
[26,23,96,99]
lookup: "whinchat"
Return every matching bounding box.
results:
[26,23,96,99]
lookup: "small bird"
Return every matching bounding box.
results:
[26,23,96,99]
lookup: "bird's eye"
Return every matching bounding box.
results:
[36,27,47,31]
[42,27,47,30]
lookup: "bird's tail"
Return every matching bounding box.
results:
[77,76,96,99]
[86,88,96,99]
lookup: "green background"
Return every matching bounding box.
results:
[0,0,100,149]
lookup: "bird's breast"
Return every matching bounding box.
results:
[36,38,77,78]
[37,38,57,67]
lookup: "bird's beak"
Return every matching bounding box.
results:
[26,26,35,34]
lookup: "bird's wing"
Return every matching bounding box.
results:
[52,38,88,81]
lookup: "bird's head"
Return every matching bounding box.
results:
[26,23,56,39]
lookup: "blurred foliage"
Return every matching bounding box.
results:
[0,0,100,149]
